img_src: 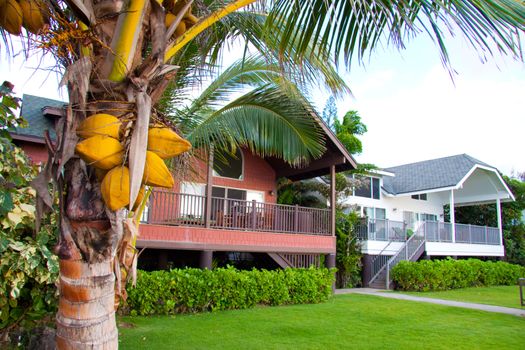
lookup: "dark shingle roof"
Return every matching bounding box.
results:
[382,154,496,195]
[12,94,66,140]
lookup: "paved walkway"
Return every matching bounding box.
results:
[336,288,525,317]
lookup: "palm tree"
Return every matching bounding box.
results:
[165,54,333,166]
[1,1,523,348]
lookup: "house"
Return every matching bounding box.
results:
[343,154,515,288]
[11,95,66,164]
[14,94,357,270]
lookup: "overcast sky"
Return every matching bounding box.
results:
[1,31,523,176]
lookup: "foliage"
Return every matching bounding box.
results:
[0,81,25,134]
[335,211,362,288]
[321,96,337,130]
[391,258,525,292]
[0,85,58,334]
[125,267,335,316]
[333,111,367,155]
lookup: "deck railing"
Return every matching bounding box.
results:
[142,190,331,236]
[358,219,501,245]
[421,221,500,245]
[356,218,407,241]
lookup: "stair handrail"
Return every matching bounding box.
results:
[385,232,426,289]
[368,224,407,284]
[368,239,396,284]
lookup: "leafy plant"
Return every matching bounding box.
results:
[335,211,362,288]
[125,267,335,316]
[391,258,525,292]
[0,84,58,338]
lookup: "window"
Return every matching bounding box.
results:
[213,148,243,180]
[180,182,206,218]
[364,207,386,220]
[421,213,437,222]
[353,175,380,199]
[411,193,427,200]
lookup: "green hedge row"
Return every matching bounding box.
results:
[391,258,525,292]
[125,267,335,315]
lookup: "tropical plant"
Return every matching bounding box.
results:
[0,83,59,341]
[1,0,524,348]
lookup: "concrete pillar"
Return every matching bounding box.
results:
[450,190,456,243]
[158,250,168,270]
[496,197,503,246]
[325,253,336,292]
[199,250,213,269]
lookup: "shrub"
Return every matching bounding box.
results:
[391,258,525,292]
[0,84,58,337]
[125,267,335,316]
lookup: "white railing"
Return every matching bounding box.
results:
[360,219,501,246]
[422,221,500,245]
[356,218,407,241]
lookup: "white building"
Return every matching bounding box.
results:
[342,154,515,288]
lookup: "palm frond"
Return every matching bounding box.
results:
[187,83,326,166]
[267,0,525,69]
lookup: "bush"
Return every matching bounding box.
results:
[125,267,335,315]
[391,258,525,292]
[0,84,58,337]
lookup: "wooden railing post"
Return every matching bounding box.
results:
[294,205,299,232]
[251,200,257,230]
[205,146,214,228]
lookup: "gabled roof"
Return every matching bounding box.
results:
[382,154,498,195]
[11,94,66,142]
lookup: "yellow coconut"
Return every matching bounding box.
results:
[101,166,130,211]
[0,0,23,35]
[76,113,121,139]
[147,127,191,159]
[19,0,45,34]
[174,21,186,37]
[75,135,124,170]
[165,12,176,27]
[142,151,174,188]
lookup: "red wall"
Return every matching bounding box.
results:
[14,140,48,165]
[176,148,277,204]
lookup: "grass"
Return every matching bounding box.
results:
[398,285,524,309]
[119,294,525,349]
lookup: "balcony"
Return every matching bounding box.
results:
[142,190,331,236]
[136,190,336,255]
[357,218,503,257]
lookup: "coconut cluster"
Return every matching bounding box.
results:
[0,0,48,35]
[75,113,191,211]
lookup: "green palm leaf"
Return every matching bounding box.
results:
[187,82,326,167]
[267,0,525,69]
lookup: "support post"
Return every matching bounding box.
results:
[496,197,503,246]
[325,253,336,292]
[205,146,214,228]
[450,189,456,243]
[330,165,336,237]
[199,250,213,269]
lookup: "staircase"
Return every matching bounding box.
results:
[368,231,426,289]
[268,253,321,268]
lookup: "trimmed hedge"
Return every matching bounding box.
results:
[391,258,525,292]
[126,267,335,315]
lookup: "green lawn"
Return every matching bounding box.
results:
[398,285,524,309]
[119,294,525,349]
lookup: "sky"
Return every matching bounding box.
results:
[1,30,524,176]
[312,35,525,177]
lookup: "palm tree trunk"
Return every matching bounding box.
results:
[55,158,120,349]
